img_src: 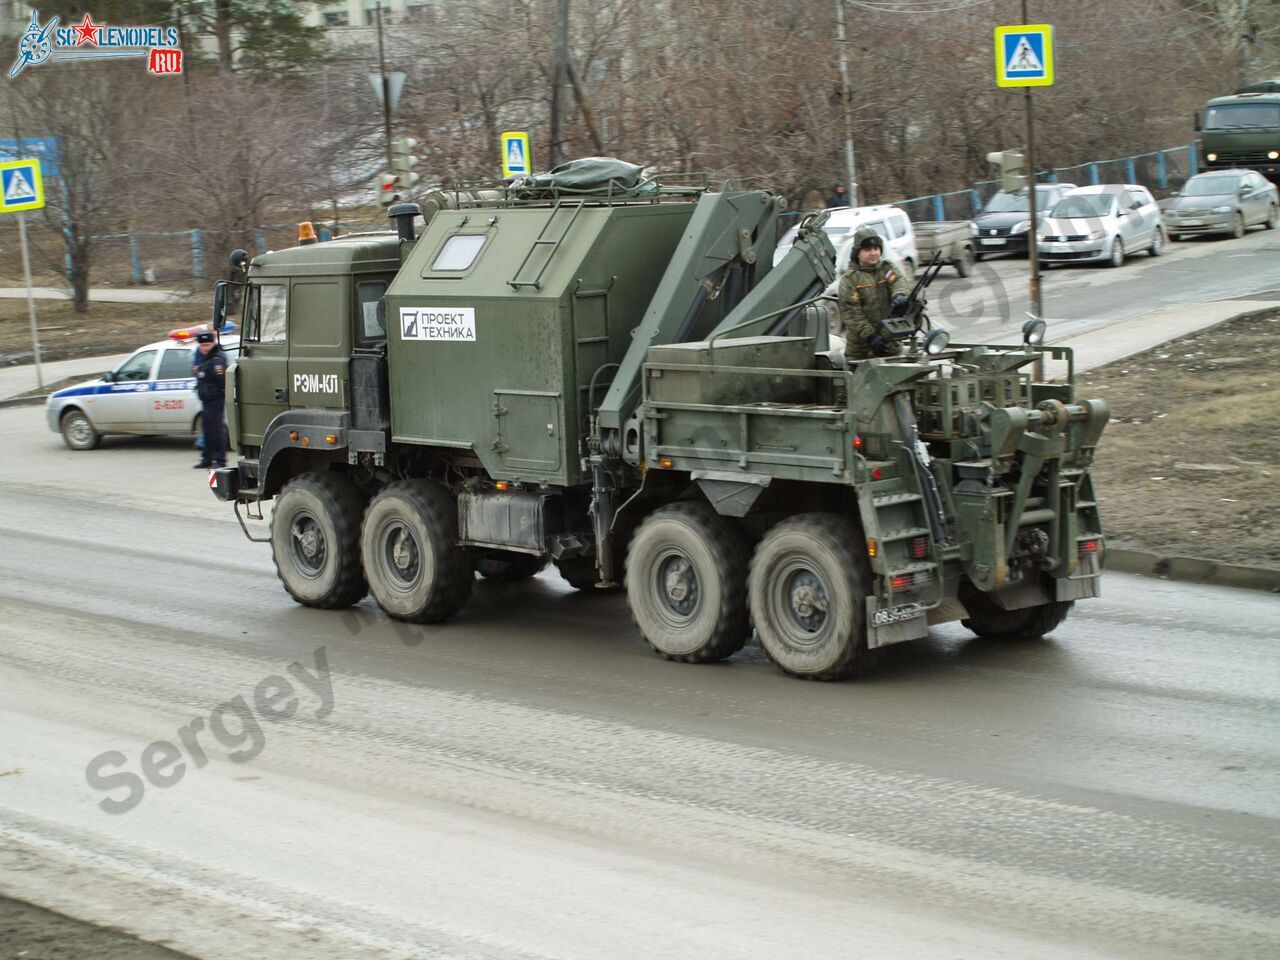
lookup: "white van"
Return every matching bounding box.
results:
[773,204,919,274]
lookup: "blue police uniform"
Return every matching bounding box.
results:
[194,340,228,467]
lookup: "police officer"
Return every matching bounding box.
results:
[838,226,912,364]
[193,331,228,468]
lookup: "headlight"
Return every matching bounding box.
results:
[1011,220,1031,234]
[1022,318,1047,345]
[1087,230,1104,240]
[1206,152,1217,162]
[1269,151,1279,160]
[923,329,950,355]
[970,222,979,235]
[1211,205,1232,213]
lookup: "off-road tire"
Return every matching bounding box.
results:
[60,409,100,451]
[961,593,1074,642]
[1230,213,1246,239]
[749,513,880,681]
[555,556,606,591]
[1265,204,1278,230]
[1107,236,1125,268]
[476,552,547,582]
[361,479,472,623]
[271,471,367,609]
[1148,227,1164,256]
[625,502,749,663]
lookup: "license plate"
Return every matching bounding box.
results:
[871,602,925,628]
[1181,219,1203,226]
[980,238,1006,246]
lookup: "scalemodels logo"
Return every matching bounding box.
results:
[8,10,183,79]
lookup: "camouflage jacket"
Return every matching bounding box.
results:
[838,233,912,361]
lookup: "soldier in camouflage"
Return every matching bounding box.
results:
[838,226,912,363]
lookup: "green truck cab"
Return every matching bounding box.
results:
[211,163,1108,681]
[1198,82,1280,181]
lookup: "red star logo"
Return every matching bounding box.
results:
[72,13,100,46]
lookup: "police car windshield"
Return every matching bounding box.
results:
[1182,175,1241,196]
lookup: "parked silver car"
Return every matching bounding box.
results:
[1163,170,1279,240]
[1036,184,1164,268]
[46,330,239,450]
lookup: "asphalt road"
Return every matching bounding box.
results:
[925,223,1280,342]
[0,405,1277,960]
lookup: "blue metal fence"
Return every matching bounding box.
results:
[34,142,1202,283]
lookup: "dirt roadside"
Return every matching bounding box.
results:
[0,896,195,960]
[1081,308,1279,568]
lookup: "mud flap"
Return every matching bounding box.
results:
[866,597,930,649]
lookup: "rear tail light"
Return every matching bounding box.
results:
[888,570,933,593]
[908,536,929,559]
[1078,538,1101,556]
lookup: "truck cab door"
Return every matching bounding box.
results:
[235,282,290,447]
[287,279,349,413]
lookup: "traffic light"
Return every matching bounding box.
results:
[377,173,398,208]
[391,137,420,192]
[986,149,1027,193]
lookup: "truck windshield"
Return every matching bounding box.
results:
[1182,175,1240,196]
[1205,103,1280,129]
[1050,195,1113,218]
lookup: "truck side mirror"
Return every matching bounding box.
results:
[212,280,230,331]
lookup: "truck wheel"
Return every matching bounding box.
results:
[361,479,472,622]
[625,502,749,663]
[961,593,1073,642]
[60,409,100,450]
[271,472,367,609]
[555,556,603,591]
[750,514,879,681]
[476,552,547,582]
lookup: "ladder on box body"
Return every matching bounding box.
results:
[508,201,585,291]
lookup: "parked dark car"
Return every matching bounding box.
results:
[973,183,1077,258]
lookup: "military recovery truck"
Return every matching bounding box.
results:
[210,160,1108,680]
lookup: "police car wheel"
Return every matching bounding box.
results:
[60,409,100,451]
[361,479,472,623]
[749,513,880,682]
[270,472,367,609]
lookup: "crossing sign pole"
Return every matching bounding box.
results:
[1,157,47,390]
[995,14,1054,351]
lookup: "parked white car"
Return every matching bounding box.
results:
[1037,184,1164,267]
[46,328,240,450]
[774,204,919,274]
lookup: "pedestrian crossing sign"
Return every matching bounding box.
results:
[995,24,1054,88]
[500,131,532,178]
[0,157,44,213]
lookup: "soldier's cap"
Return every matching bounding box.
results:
[196,332,215,343]
[853,225,884,250]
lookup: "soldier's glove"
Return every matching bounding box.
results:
[867,334,890,356]
[889,294,910,318]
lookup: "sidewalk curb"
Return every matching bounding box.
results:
[1107,548,1280,593]
[0,396,45,409]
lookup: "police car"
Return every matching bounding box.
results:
[46,325,239,450]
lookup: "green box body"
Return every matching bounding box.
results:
[385,202,698,485]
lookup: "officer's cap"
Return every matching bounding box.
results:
[196,332,215,343]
